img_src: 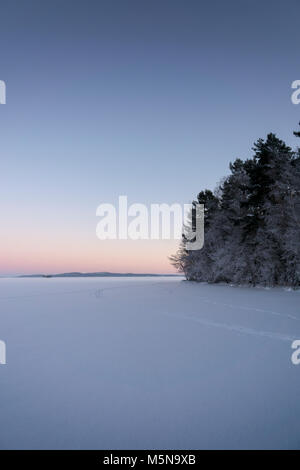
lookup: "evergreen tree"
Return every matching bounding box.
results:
[171,127,300,287]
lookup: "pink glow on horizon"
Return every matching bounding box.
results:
[1,233,179,275]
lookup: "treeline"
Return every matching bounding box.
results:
[171,125,300,287]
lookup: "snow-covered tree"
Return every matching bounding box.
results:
[171,127,300,287]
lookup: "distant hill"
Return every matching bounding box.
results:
[18,272,180,278]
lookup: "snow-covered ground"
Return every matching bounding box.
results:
[0,277,300,449]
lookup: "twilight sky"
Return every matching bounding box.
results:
[1,0,300,274]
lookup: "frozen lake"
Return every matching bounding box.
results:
[0,277,300,449]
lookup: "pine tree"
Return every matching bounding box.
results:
[171,126,300,287]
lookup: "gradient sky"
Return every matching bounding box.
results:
[1,0,300,274]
